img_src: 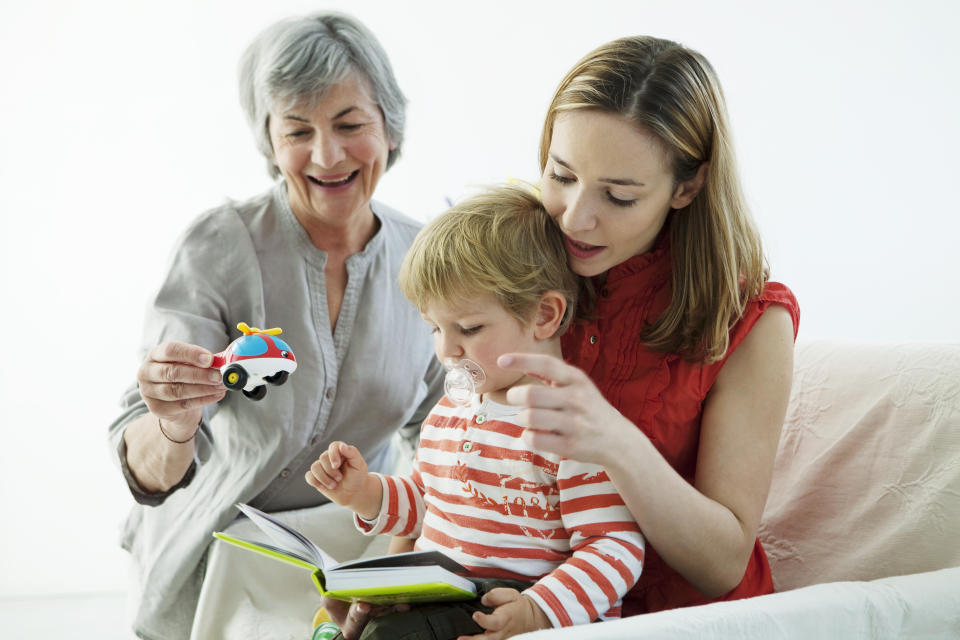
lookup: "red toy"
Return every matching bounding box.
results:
[211,322,297,401]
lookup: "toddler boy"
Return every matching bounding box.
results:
[307,185,644,639]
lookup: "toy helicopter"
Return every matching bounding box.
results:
[210,322,297,401]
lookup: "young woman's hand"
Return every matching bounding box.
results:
[305,441,382,520]
[461,589,551,640]
[498,353,635,467]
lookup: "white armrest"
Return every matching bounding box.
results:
[514,566,960,639]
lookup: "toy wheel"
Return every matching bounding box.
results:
[223,365,248,391]
[243,385,267,401]
[265,371,289,386]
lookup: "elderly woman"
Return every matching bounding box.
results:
[107,12,442,640]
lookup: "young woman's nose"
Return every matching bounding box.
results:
[560,190,597,233]
[310,131,346,168]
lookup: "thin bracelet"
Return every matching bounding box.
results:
[158,416,196,444]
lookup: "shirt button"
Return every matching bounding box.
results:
[463,441,472,452]
[475,415,485,424]
[589,335,598,345]
[325,387,335,400]
[279,468,290,478]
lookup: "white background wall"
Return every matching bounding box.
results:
[1,0,957,600]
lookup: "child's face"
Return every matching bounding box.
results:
[422,294,539,404]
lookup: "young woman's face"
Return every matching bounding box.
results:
[268,74,392,228]
[540,110,688,278]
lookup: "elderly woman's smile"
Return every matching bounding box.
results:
[269,73,393,235]
[308,170,359,188]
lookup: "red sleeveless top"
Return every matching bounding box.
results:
[561,236,800,615]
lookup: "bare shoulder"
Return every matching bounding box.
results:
[713,305,795,395]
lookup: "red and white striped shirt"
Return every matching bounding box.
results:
[357,395,645,627]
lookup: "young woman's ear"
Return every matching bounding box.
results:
[533,291,567,341]
[670,162,709,210]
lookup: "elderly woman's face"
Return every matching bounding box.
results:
[269,74,392,228]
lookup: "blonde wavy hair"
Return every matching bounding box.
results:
[541,36,769,363]
[399,184,579,334]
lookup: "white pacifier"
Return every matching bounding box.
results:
[443,358,486,406]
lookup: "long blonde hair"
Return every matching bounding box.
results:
[541,36,768,363]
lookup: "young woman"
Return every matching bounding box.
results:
[500,35,799,616]
[330,36,799,639]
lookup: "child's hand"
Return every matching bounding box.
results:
[460,588,551,640]
[305,441,381,520]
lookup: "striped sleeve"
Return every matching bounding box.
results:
[523,458,645,627]
[353,470,426,538]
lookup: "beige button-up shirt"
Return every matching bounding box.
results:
[108,183,443,639]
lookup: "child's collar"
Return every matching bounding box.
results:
[475,394,523,421]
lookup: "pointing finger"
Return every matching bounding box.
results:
[497,353,579,387]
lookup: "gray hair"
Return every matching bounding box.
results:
[238,12,407,178]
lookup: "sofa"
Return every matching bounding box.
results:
[517,340,960,639]
[201,340,960,639]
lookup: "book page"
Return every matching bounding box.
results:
[236,503,337,569]
[334,549,469,575]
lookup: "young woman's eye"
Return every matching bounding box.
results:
[460,325,482,336]
[606,192,637,207]
[549,171,574,185]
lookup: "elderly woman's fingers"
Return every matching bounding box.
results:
[139,379,225,404]
[319,596,410,639]
[319,597,354,636]
[138,345,225,417]
[140,359,223,386]
[138,382,226,422]
[335,599,374,640]
[148,341,215,368]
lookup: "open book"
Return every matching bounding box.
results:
[213,503,477,605]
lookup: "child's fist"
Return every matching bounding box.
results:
[305,441,380,519]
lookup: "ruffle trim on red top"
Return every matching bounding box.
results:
[602,228,672,290]
[590,233,674,428]
[636,349,678,449]
[698,282,801,395]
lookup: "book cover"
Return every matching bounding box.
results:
[213,503,478,605]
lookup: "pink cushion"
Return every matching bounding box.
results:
[760,340,960,591]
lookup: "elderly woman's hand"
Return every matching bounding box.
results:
[499,353,636,467]
[137,341,225,440]
[321,596,410,640]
